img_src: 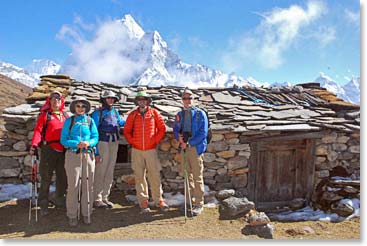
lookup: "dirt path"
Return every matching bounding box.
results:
[0,191,360,240]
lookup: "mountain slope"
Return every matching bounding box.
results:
[0,74,32,113]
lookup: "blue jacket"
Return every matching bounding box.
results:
[91,107,125,156]
[60,114,99,152]
[173,106,208,155]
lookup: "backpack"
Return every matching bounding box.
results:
[195,107,212,144]
[40,111,68,142]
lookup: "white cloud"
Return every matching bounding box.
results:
[344,9,360,26]
[57,19,148,84]
[167,33,181,53]
[312,26,336,47]
[344,76,351,81]
[188,36,208,48]
[221,0,327,70]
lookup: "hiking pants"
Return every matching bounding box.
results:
[181,146,204,206]
[65,150,95,219]
[131,148,163,205]
[93,141,119,202]
[38,144,67,209]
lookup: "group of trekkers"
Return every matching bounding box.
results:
[30,87,209,227]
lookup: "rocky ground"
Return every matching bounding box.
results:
[0,191,360,240]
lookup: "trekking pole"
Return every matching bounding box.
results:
[85,148,91,224]
[29,154,39,223]
[77,127,83,221]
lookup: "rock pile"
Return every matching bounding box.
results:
[215,189,274,239]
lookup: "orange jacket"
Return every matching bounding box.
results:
[123,107,166,150]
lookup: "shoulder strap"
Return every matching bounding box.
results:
[68,115,75,135]
[68,115,92,135]
[41,111,52,141]
[62,111,68,118]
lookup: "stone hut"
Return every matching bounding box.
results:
[0,75,360,212]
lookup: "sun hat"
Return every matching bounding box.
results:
[101,90,119,102]
[70,96,91,114]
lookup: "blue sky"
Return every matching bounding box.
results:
[0,0,360,85]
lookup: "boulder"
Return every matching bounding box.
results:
[242,224,274,239]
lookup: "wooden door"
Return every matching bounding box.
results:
[248,139,315,210]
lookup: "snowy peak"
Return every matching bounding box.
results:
[0,59,61,88]
[315,73,344,95]
[118,14,145,39]
[26,59,61,80]
[343,77,360,105]
[0,61,38,87]
[315,73,360,105]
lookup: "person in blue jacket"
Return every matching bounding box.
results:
[60,96,99,227]
[91,90,125,209]
[173,88,208,216]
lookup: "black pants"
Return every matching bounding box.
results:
[38,145,67,208]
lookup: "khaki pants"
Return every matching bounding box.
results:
[93,141,119,202]
[181,146,204,206]
[131,148,163,205]
[65,150,95,219]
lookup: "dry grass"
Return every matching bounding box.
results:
[0,191,360,240]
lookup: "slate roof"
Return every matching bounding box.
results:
[25,75,360,134]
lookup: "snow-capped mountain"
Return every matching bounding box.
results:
[0,59,61,87]
[62,14,256,88]
[343,77,360,105]
[0,61,38,87]
[315,73,360,105]
[25,59,61,80]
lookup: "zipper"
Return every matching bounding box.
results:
[142,113,145,150]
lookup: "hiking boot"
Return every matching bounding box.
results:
[94,200,108,209]
[140,200,151,213]
[68,217,78,227]
[157,200,169,212]
[40,207,49,216]
[103,200,114,209]
[191,205,203,216]
[83,216,91,225]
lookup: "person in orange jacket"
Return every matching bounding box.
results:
[123,88,169,213]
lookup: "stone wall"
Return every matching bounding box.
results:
[0,106,360,212]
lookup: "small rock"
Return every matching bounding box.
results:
[216,189,235,201]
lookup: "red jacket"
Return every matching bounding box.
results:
[31,97,68,152]
[123,107,166,151]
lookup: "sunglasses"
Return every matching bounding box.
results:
[51,96,61,101]
[182,97,193,100]
[75,104,86,109]
[136,97,147,101]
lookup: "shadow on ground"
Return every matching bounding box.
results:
[0,190,185,238]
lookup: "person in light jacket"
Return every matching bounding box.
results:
[91,90,125,209]
[60,96,99,226]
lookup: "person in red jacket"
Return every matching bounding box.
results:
[123,88,169,213]
[29,90,68,216]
